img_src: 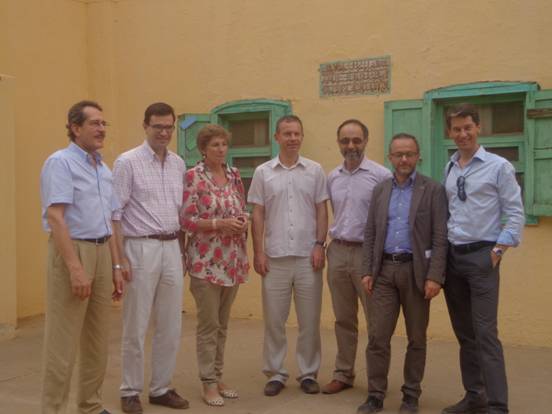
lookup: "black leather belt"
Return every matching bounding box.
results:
[142,232,179,241]
[76,235,111,244]
[333,239,363,247]
[383,252,413,263]
[451,241,495,254]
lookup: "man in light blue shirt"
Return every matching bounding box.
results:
[40,100,122,414]
[442,104,524,414]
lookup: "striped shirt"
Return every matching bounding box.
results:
[112,141,186,236]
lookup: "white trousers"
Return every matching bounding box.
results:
[120,238,184,398]
[262,256,322,383]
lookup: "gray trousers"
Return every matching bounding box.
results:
[326,241,368,385]
[444,245,508,413]
[367,260,429,400]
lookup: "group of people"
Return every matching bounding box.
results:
[39,100,524,414]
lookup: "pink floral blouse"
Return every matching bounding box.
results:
[181,162,249,286]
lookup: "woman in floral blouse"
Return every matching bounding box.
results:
[181,124,249,407]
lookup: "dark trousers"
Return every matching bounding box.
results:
[367,261,429,400]
[444,246,508,413]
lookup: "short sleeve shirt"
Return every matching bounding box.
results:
[247,156,329,258]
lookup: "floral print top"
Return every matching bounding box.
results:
[181,161,249,286]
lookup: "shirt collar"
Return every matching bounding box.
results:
[68,142,102,165]
[392,171,416,188]
[450,145,487,164]
[271,155,305,169]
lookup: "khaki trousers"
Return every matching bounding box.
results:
[326,240,368,385]
[42,238,112,414]
[189,277,239,384]
[120,238,183,398]
[367,260,429,400]
[262,256,323,384]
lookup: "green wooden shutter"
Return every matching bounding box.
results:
[384,99,430,175]
[526,90,552,216]
[177,113,211,168]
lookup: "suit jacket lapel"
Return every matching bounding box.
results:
[380,180,393,231]
[409,174,425,231]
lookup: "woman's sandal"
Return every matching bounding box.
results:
[202,384,224,407]
[218,388,239,399]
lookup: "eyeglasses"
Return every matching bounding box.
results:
[149,124,175,133]
[87,120,109,128]
[338,137,364,145]
[457,176,467,201]
[389,152,418,160]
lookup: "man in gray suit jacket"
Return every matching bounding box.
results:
[357,133,448,414]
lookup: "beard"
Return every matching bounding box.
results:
[342,149,363,162]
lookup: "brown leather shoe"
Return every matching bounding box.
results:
[121,395,143,414]
[322,379,353,394]
[149,389,189,409]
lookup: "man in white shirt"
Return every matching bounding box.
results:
[248,115,329,397]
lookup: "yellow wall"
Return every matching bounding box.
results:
[0,74,17,340]
[2,0,551,347]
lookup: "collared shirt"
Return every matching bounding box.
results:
[40,142,117,238]
[247,156,329,258]
[112,141,186,237]
[328,157,391,242]
[384,172,415,253]
[445,146,524,246]
[181,161,249,286]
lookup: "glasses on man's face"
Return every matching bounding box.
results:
[389,152,418,160]
[338,137,364,145]
[87,120,109,128]
[457,176,467,201]
[149,124,175,133]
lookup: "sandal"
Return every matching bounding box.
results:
[202,384,224,407]
[219,388,239,399]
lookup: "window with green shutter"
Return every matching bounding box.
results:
[384,81,552,223]
[178,99,292,196]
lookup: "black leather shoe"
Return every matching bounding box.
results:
[357,396,383,413]
[264,380,285,396]
[300,378,320,394]
[442,395,487,414]
[399,395,419,413]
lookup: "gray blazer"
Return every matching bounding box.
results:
[362,172,448,293]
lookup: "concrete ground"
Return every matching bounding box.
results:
[1,308,551,414]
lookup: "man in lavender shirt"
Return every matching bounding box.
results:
[112,103,188,413]
[322,119,391,395]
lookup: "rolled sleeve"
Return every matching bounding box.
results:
[497,162,525,246]
[111,157,132,221]
[41,157,74,207]
[314,165,329,203]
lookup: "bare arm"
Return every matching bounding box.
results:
[46,204,90,300]
[311,200,328,270]
[251,203,269,276]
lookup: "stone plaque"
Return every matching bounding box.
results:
[320,56,390,97]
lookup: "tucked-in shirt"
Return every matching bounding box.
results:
[445,146,525,246]
[181,162,249,286]
[328,158,391,242]
[247,156,329,258]
[40,142,118,238]
[384,172,415,253]
[112,141,185,236]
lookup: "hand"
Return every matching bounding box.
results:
[253,251,269,277]
[424,279,441,300]
[311,245,325,270]
[69,268,92,300]
[112,269,124,301]
[490,251,501,268]
[220,218,247,235]
[121,256,133,282]
[361,275,374,295]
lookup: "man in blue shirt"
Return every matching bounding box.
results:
[358,133,448,413]
[442,104,524,414]
[40,100,123,414]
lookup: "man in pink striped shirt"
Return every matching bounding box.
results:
[112,103,188,413]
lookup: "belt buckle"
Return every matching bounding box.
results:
[389,253,400,263]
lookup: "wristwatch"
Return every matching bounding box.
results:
[492,246,504,257]
[315,240,327,248]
